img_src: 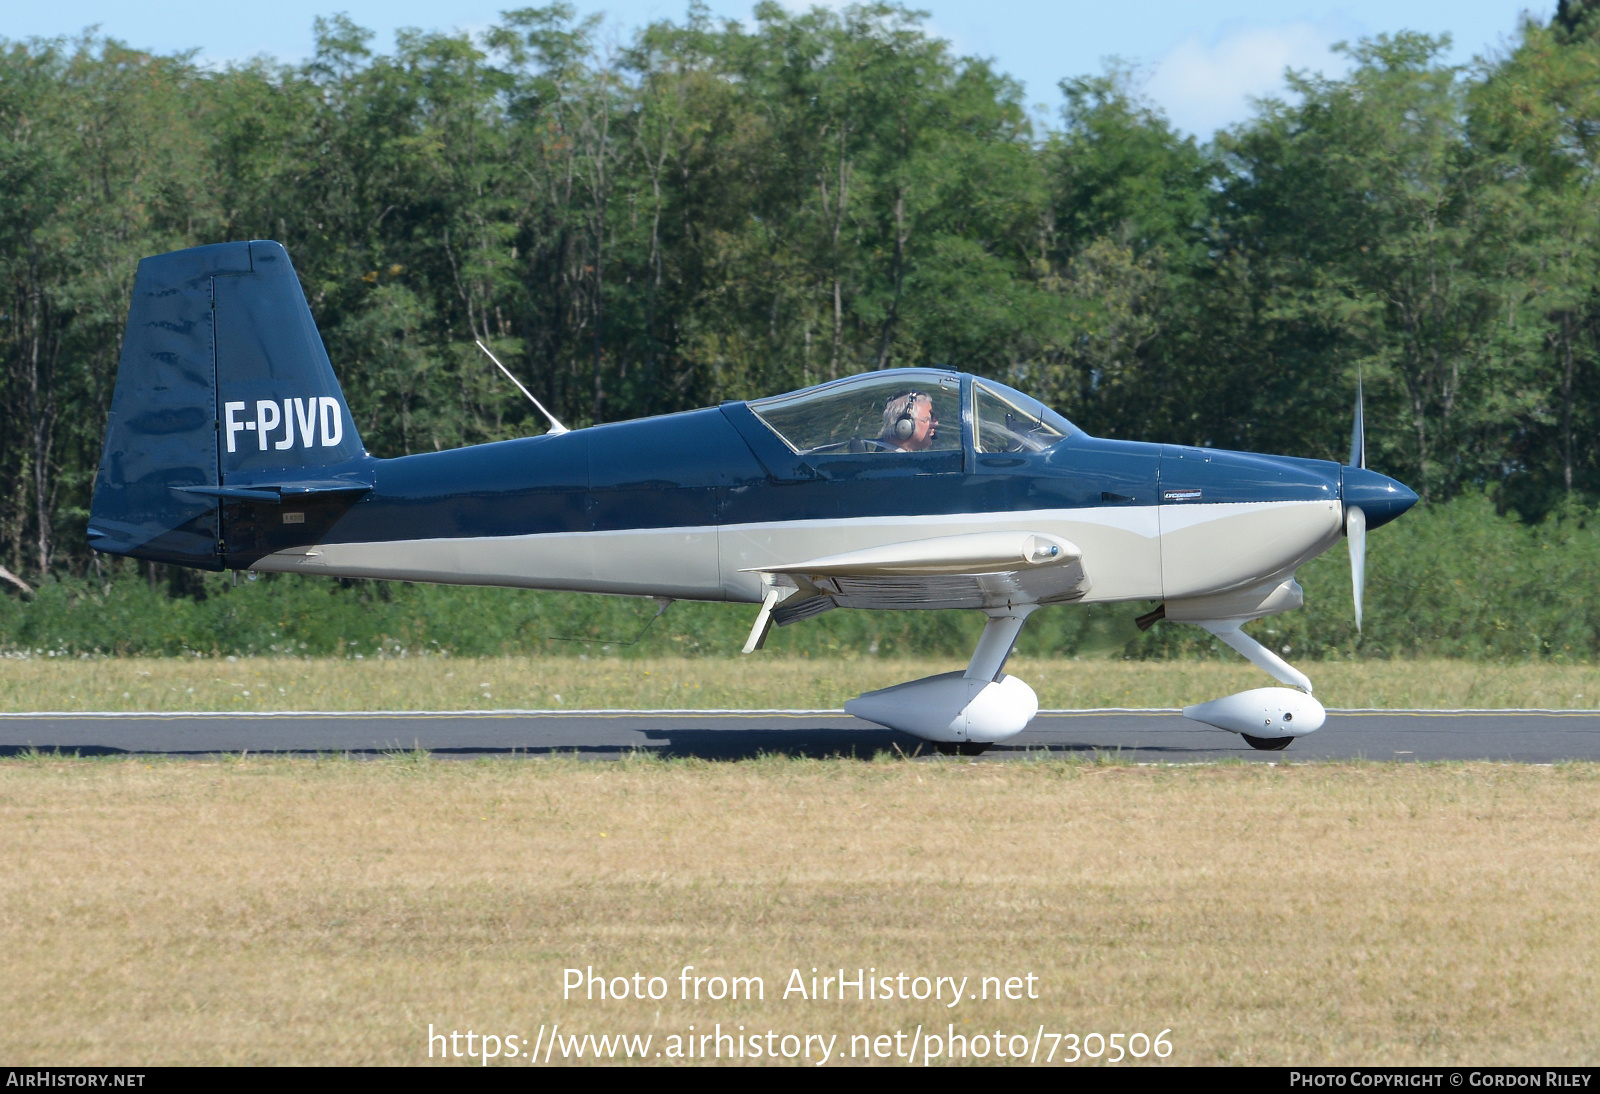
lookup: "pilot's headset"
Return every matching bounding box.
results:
[889,391,928,441]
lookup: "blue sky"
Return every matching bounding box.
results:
[5,1,1544,137]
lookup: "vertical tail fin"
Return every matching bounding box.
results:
[89,240,368,570]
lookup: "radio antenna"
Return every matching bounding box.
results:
[475,339,568,436]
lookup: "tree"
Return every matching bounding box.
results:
[0,36,218,572]
[1032,69,1209,440]
[1472,15,1600,515]
[1214,35,1522,499]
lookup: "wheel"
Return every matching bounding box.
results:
[934,741,992,756]
[1241,734,1293,751]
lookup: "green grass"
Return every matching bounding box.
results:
[3,654,1596,711]
[2,755,1595,1065]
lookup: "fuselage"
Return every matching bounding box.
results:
[244,370,1405,609]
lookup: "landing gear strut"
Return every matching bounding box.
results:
[1181,617,1325,746]
[845,605,1040,747]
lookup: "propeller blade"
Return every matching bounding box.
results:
[1348,504,1366,632]
[1349,375,1366,470]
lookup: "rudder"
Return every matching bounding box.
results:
[89,240,369,570]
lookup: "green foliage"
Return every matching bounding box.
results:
[1271,492,1600,660]
[1135,493,1600,662]
[0,558,1090,659]
[4,496,1598,663]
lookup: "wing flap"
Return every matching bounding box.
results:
[745,530,1081,577]
[746,531,1090,614]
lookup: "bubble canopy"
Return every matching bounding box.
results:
[747,369,1078,457]
[970,377,1078,454]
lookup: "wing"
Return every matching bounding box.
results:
[739,530,1090,651]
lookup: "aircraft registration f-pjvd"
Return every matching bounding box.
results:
[89,241,1417,752]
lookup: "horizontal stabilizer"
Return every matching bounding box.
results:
[172,480,373,505]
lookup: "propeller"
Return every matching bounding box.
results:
[1347,375,1366,631]
[1348,503,1365,631]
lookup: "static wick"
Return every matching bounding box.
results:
[475,339,569,436]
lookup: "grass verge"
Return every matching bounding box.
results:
[1,755,1595,1065]
[3,655,1599,711]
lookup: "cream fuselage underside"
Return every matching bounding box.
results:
[254,499,1344,611]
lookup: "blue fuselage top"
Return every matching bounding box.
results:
[276,372,1410,556]
[87,239,1414,574]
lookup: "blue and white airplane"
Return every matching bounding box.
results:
[89,241,1417,752]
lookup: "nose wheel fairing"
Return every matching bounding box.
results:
[1183,687,1326,738]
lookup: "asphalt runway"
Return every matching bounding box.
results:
[1,709,1598,762]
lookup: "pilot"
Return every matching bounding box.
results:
[877,390,938,452]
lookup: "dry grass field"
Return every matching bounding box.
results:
[3,654,1600,711]
[1,754,1596,1066]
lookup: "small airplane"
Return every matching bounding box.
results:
[89,241,1417,752]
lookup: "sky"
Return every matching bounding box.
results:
[4,1,1548,137]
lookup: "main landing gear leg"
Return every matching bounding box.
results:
[930,606,1038,756]
[966,605,1037,683]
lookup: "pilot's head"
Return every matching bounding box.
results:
[881,391,938,451]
